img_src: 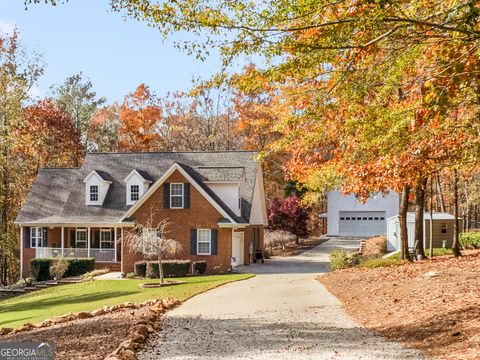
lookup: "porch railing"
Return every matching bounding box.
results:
[35,247,116,263]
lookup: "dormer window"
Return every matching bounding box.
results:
[90,185,99,202]
[84,170,112,206]
[130,185,140,202]
[170,183,184,209]
[124,169,153,205]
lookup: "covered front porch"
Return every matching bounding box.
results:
[20,225,129,264]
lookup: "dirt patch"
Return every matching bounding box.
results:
[319,250,480,360]
[1,307,147,360]
[268,236,327,257]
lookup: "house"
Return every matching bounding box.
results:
[386,212,462,251]
[326,190,399,237]
[15,151,268,277]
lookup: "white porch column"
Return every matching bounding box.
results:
[114,227,118,263]
[19,226,24,279]
[87,227,91,257]
[121,228,124,273]
[61,227,65,256]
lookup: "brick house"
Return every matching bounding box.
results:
[15,151,268,277]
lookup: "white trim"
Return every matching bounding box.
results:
[114,227,117,263]
[121,163,237,223]
[170,183,184,209]
[89,185,99,202]
[197,229,212,255]
[123,169,153,183]
[129,184,140,202]
[100,227,113,250]
[76,227,87,249]
[61,226,64,254]
[19,226,23,279]
[31,227,43,248]
[83,170,112,184]
[121,228,124,273]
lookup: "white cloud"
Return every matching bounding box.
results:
[0,18,16,35]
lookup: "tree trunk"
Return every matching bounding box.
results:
[157,251,164,284]
[452,169,462,257]
[399,186,411,261]
[414,179,427,259]
[429,177,434,258]
[436,174,445,212]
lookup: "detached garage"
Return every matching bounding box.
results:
[327,190,399,237]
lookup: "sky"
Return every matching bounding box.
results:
[0,0,235,103]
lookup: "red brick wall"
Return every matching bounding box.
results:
[123,170,234,274]
[22,248,35,278]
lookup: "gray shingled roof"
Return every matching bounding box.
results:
[15,151,259,225]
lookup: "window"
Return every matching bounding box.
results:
[31,227,43,248]
[340,217,345,220]
[346,217,351,220]
[374,217,379,220]
[363,217,368,220]
[76,228,87,248]
[441,223,447,234]
[100,228,113,249]
[380,217,385,220]
[90,185,98,202]
[368,217,373,220]
[130,185,140,202]
[170,183,184,208]
[197,229,211,255]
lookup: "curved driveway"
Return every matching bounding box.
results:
[139,238,424,360]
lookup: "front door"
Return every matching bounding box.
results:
[232,232,244,267]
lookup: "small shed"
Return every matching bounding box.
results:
[386,212,462,251]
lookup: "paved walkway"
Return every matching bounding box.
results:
[138,238,424,360]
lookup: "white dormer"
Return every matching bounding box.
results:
[206,182,242,217]
[124,169,153,205]
[84,170,112,206]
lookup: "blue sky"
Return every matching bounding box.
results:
[0,0,236,103]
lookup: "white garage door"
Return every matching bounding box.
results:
[339,211,386,237]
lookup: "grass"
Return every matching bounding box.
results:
[0,274,253,329]
[359,248,454,269]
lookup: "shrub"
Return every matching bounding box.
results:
[30,259,52,281]
[329,250,360,271]
[126,272,135,279]
[193,261,207,275]
[460,231,480,249]
[64,258,95,277]
[162,260,191,277]
[134,261,147,277]
[49,258,69,280]
[146,260,191,278]
[30,257,96,281]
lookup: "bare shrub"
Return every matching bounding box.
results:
[49,257,69,280]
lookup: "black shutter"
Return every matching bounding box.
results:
[71,230,76,248]
[24,227,31,248]
[184,183,190,209]
[211,229,218,255]
[163,183,170,209]
[190,229,197,255]
[43,228,48,247]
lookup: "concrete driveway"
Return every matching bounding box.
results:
[138,238,424,360]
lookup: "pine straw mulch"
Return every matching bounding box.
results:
[319,250,480,360]
[0,307,146,360]
[269,236,327,257]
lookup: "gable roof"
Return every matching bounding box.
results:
[123,169,154,183]
[15,151,259,225]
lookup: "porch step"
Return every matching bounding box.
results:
[57,277,82,284]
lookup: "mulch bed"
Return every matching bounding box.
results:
[0,308,144,360]
[269,236,327,257]
[319,250,480,360]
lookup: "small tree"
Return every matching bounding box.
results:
[125,218,182,284]
[49,257,69,280]
[268,196,309,244]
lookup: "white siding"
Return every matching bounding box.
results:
[84,173,110,206]
[327,190,399,236]
[249,166,268,225]
[125,171,150,205]
[207,183,241,216]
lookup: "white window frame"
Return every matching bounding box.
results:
[76,228,87,248]
[90,185,99,202]
[197,229,211,255]
[170,183,184,209]
[130,184,140,202]
[31,227,43,248]
[100,228,113,250]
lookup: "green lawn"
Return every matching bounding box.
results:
[0,274,253,329]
